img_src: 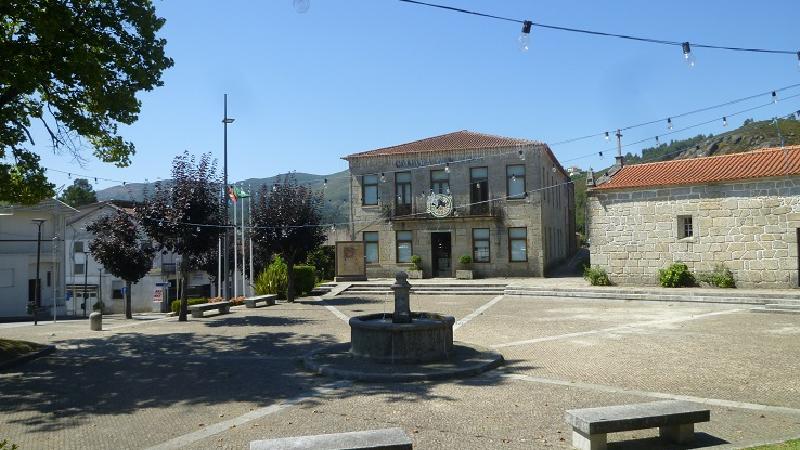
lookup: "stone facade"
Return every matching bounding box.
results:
[587,176,800,288]
[346,143,576,279]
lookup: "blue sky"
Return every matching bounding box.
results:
[37,0,800,191]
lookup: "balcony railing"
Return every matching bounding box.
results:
[386,199,503,221]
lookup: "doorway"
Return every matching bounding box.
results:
[431,232,452,278]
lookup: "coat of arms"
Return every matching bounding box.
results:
[427,193,453,218]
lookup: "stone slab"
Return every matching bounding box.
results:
[245,295,277,308]
[249,427,412,450]
[565,400,710,434]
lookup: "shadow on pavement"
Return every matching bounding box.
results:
[607,432,728,449]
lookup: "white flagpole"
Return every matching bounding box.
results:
[233,190,238,299]
[217,237,221,297]
[241,194,246,297]
[248,187,254,297]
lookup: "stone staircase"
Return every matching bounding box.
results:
[504,285,800,308]
[340,282,507,296]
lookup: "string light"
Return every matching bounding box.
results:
[722,116,728,127]
[604,131,610,141]
[518,149,525,161]
[682,42,695,67]
[380,172,386,183]
[772,91,778,103]
[518,20,532,52]
[444,162,450,173]
[323,178,327,188]
[655,136,660,145]
[599,151,604,159]
[667,118,673,130]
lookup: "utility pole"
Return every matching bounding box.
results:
[222,94,235,301]
[615,129,624,168]
[31,219,46,326]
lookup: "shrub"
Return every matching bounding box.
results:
[658,262,695,288]
[410,255,422,270]
[170,298,207,314]
[255,256,288,299]
[293,265,316,296]
[697,264,736,288]
[458,255,472,267]
[0,439,19,450]
[583,265,611,286]
[306,246,335,281]
[91,301,105,312]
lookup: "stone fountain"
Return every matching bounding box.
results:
[304,271,503,382]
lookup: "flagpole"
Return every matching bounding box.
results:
[233,189,238,299]
[217,237,221,297]
[241,192,246,297]
[248,185,254,297]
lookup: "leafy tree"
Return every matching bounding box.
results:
[136,152,223,321]
[251,174,325,302]
[1,0,173,204]
[87,210,155,319]
[59,178,97,207]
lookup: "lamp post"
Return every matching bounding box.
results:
[222,94,235,301]
[31,219,46,326]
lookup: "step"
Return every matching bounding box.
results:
[506,286,800,301]
[764,303,800,309]
[750,307,800,315]
[503,289,772,305]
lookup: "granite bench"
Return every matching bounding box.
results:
[565,400,710,450]
[188,301,231,318]
[245,295,277,308]
[249,427,412,450]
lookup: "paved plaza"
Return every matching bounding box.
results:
[1,292,799,449]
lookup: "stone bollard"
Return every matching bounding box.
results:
[391,271,412,323]
[89,312,102,331]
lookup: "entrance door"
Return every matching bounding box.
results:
[431,232,452,278]
[28,279,40,307]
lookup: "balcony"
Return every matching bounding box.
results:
[386,199,503,221]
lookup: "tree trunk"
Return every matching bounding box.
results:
[286,256,295,303]
[125,280,132,319]
[179,263,188,321]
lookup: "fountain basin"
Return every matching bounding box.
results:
[349,312,455,364]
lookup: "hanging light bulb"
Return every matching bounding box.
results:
[682,42,695,68]
[518,20,532,52]
[797,51,800,70]
[123,182,127,186]
[476,183,481,189]
[293,0,310,13]
[518,149,525,161]
[380,173,386,183]
[323,178,327,188]
[511,174,517,182]
[330,224,335,232]
[599,151,604,159]
[655,136,660,145]
[604,131,610,141]
[444,163,449,173]
[722,116,728,127]
[67,172,72,179]
[196,227,200,232]
[94,177,98,184]
[772,91,778,103]
[667,118,673,130]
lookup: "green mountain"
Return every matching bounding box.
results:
[572,117,800,234]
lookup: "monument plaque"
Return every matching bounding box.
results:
[335,241,367,281]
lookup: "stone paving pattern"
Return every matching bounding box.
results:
[1,293,799,449]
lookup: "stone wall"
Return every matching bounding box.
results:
[587,176,800,288]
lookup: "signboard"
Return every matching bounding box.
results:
[152,287,164,303]
[335,241,366,281]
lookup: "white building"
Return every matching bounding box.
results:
[0,199,75,319]
[65,201,213,315]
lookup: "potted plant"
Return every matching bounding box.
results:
[407,255,424,279]
[456,255,474,279]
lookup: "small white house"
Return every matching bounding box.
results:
[0,199,76,319]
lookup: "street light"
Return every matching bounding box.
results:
[31,218,46,326]
[222,94,235,301]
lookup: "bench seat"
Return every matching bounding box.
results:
[245,295,277,308]
[188,301,231,318]
[565,400,710,450]
[249,427,412,450]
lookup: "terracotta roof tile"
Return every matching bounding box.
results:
[593,146,800,190]
[345,130,541,159]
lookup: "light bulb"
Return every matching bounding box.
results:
[444,163,449,173]
[518,20,532,52]
[511,174,516,182]
[667,118,673,130]
[722,117,728,127]
[604,131,610,141]
[293,0,309,14]
[682,42,695,68]
[380,173,386,183]
[599,151,604,159]
[518,149,525,161]
[655,136,660,145]
[797,51,800,70]
[772,91,778,103]
[68,173,72,179]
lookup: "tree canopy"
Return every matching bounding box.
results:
[59,178,97,207]
[1,0,173,204]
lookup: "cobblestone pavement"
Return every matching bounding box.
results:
[1,293,799,449]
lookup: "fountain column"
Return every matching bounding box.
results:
[391,272,412,323]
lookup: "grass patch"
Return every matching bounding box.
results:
[0,338,45,364]
[746,439,800,449]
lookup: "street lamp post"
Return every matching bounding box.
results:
[31,219,46,326]
[222,94,235,301]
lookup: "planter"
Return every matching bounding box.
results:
[456,270,474,280]
[407,269,424,279]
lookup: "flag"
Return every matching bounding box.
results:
[228,185,237,203]
[234,186,249,199]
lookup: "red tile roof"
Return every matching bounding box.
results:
[345,130,540,159]
[593,146,800,190]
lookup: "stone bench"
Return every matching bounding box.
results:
[188,301,232,318]
[249,428,412,450]
[565,400,710,450]
[245,295,277,308]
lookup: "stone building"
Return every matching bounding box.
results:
[587,146,800,288]
[343,130,576,278]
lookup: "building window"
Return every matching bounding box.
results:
[74,263,85,275]
[362,174,379,205]
[73,241,84,253]
[507,165,526,199]
[678,215,694,239]
[396,231,412,263]
[112,280,124,300]
[509,227,527,262]
[395,171,412,215]
[470,167,489,214]
[430,169,449,195]
[364,231,379,263]
[472,228,490,263]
